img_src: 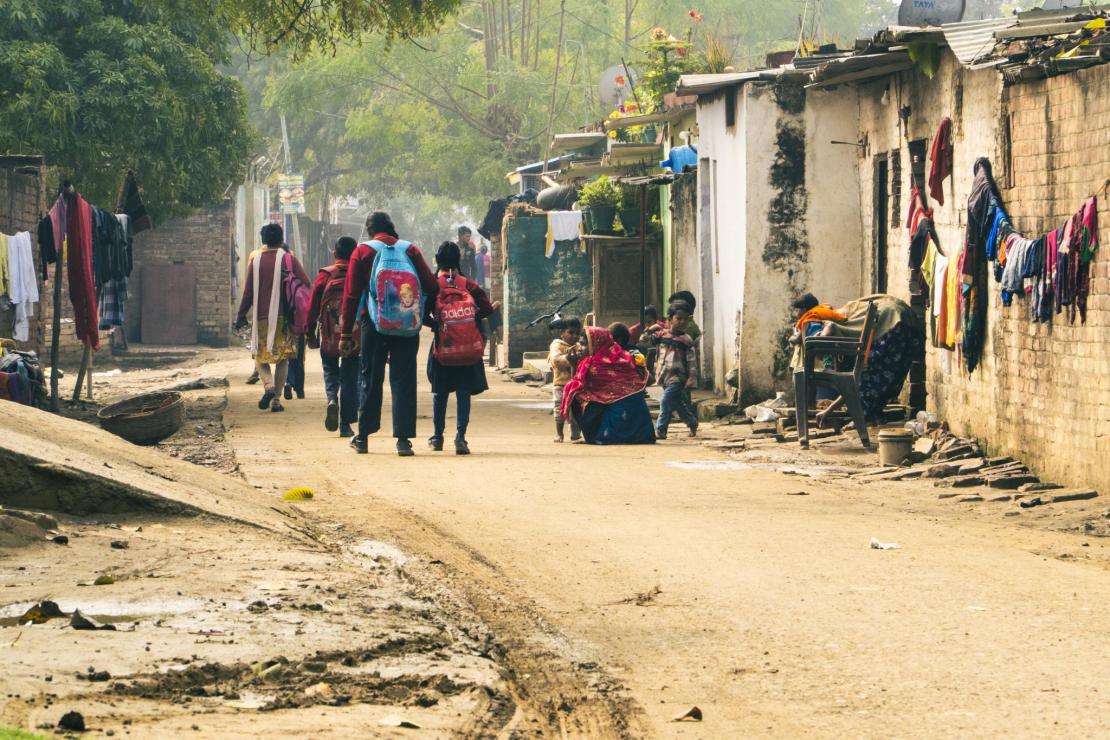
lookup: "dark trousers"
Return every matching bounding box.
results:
[321,350,360,425]
[358,322,419,439]
[284,343,305,394]
[432,390,471,440]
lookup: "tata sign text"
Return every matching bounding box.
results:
[898,0,966,26]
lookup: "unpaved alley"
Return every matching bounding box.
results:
[225,351,1110,738]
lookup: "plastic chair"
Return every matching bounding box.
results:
[793,300,878,449]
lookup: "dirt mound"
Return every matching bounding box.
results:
[0,402,287,529]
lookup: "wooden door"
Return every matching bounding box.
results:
[141,264,197,344]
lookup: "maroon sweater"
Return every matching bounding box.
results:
[340,233,438,335]
[236,247,310,324]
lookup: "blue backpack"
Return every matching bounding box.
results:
[366,239,425,336]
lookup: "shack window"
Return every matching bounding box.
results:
[725,87,736,129]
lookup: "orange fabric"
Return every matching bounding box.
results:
[794,305,847,332]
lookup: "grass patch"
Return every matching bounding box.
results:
[0,729,47,740]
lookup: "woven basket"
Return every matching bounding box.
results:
[97,391,185,445]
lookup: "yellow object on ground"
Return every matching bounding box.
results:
[283,487,315,501]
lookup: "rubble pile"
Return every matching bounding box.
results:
[853,428,1099,508]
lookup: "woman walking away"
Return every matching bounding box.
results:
[426,241,497,454]
[338,212,439,456]
[308,236,361,438]
[235,223,310,413]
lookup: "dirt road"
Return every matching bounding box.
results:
[226,350,1110,738]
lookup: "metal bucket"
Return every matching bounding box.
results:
[877,429,915,466]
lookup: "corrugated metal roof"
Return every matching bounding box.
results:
[674,71,764,96]
[942,17,1017,65]
[807,51,915,87]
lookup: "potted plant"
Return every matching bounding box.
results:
[618,183,641,237]
[578,176,619,234]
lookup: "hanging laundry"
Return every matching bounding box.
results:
[906,182,933,234]
[37,213,57,281]
[6,232,38,342]
[545,211,584,258]
[927,117,953,206]
[115,170,152,234]
[0,233,9,298]
[66,192,99,350]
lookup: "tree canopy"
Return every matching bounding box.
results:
[0,0,253,219]
[239,0,899,220]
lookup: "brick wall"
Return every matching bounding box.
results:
[130,205,233,346]
[0,163,45,350]
[857,58,1110,493]
[931,65,1110,494]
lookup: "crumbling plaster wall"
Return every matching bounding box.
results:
[696,81,863,401]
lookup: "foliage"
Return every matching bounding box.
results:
[218,0,463,60]
[0,0,253,220]
[238,0,906,216]
[578,176,620,208]
[639,26,703,112]
[0,729,48,740]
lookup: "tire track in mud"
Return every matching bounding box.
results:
[327,502,648,739]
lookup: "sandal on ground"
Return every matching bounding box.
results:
[258,390,274,410]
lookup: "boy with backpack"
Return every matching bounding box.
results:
[338,212,439,456]
[308,236,360,438]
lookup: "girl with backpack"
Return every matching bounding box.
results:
[234,224,311,413]
[426,241,497,455]
[307,236,360,438]
[338,212,439,456]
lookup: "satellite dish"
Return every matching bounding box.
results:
[599,64,639,106]
[897,0,966,26]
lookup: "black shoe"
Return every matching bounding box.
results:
[428,436,444,451]
[455,438,471,456]
[339,423,354,438]
[296,390,305,400]
[350,436,368,454]
[258,390,274,410]
[246,373,260,385]
[271,402,284,413]
[325,400,339,432]
[655,429,667,440]
[283,386,293,400]
[396,438,414,457]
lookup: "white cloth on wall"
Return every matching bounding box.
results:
[7,231,38,341]
[932,253,947,318]
[545,211,584,258]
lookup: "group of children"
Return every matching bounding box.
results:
[548,293,701,442]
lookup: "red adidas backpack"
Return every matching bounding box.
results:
[432,273,485,366]
[318,264,359,358]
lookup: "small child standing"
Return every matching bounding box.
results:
[549,316,583,442]
[643,304,698,439]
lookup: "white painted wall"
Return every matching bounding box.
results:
[693,81,864,400]
[695,88,749,392]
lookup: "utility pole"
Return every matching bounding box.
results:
[279,114,302,256]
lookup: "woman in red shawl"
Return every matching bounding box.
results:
[560,326,655,445]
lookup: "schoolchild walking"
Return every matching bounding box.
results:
[338,212,438,456]
[548,316,583,442]
[643,303,699,439]
[425,241,497,454]
[307,236,360,438]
